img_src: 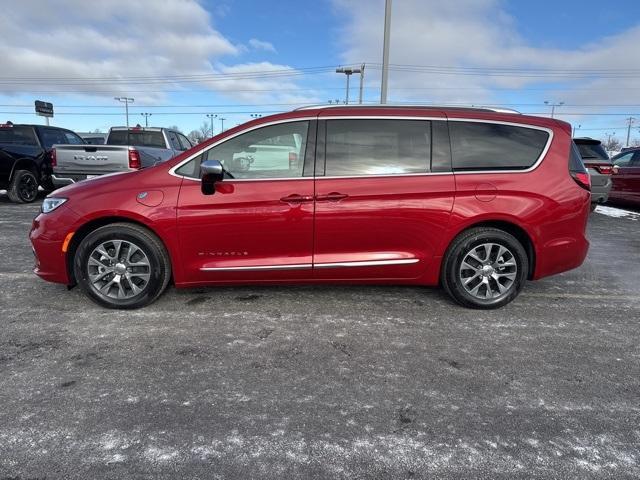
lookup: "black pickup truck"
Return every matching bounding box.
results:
[0,122,84,203]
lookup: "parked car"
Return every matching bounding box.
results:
[78,132,107,145]
[573,137,615,210]
[51,126,193,187]
[0,122,84,203]
[30,106,590,310]
[609,148,640,206]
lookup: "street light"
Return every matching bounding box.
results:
[544,100,564,118]
[141,112,152,128]
[250,114,262,119]
[114,97,134,128]
[219,117,227,132]
[336,66,364,105]
[206,113,217,137]
[572,124,581,137]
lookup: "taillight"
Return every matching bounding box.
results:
[50,148,57,167]
[571,171,591,191]
[585,163,615,175]
[128,149,141,169]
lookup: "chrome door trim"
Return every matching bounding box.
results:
[200,263,312,272]
[314,258,420,269]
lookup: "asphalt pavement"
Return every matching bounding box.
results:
[0,193,639,479]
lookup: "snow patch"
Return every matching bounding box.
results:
[595,205,640,220]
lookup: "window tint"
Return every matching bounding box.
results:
[166,131,182,150]
[108,130,166,148]
[325,120,430,176]
[175,121,309,179]
[40,128,68,148]
[64,132,84,144]
[575,141,608,160]
[0,126,38,146]
[450,122,549,171]
[613,152,635,167]
[569,142,588,173]
[177,133,192,150]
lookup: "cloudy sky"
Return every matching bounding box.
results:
[2,0,640,142]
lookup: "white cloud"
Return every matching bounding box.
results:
[0,0,304,104]
[249,38,277,53]
[333,0,640,112]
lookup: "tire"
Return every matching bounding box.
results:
[441,227,528,309]
[7,169,39,203]
[40,175,56,193]
[590,202,598,212]
[73,223,171,309]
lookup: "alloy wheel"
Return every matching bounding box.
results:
[459,243,518,300]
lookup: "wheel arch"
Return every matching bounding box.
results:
[65,216,174,285]
[445,219,536,280]
[10,158,40,181]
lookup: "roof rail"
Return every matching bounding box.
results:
[294,104,521,114]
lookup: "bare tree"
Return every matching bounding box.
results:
[188,129,205,144]
[603,135,622,153]
[168,125,183,133]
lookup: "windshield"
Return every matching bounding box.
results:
[107,130,166,148]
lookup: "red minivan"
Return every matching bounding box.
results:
[30,106,590,309]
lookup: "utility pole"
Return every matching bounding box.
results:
[206,114,217,137]
[626,117,636,147]
[141,112,152,127]
[544,100,564,118]
[220,117,226,132]
[380,0,392,104]
[572,124,581,137]
[358,63,365,104]
[114,97,134,128]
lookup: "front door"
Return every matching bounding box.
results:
[312,117,455,280]
[176,120,315,284]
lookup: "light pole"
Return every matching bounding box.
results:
[250,114,262,119]
[544,100,564,118]
[380,0,392,104]
[219,117,227,132]
[114,97,134,128]
[572,124,581,137]
[141,112,152,127]
[336,67,362,105]
[206,114,217,137]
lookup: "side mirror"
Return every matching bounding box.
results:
[200,159,224,195]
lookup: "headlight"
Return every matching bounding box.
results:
[41,197,67,213]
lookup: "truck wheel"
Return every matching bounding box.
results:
[73,223,172,309]
[441,227,528,309]
[7,169,39,203]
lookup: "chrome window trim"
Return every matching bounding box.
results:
[199,258,419,272]
[169,117,316,182]
[169,115,554,181]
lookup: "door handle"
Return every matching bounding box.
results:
[316,192,349,202]
[280,194,314,204]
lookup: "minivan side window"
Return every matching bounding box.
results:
[175,121,309,179]
[450,122,549,171]
[325,120,430,176]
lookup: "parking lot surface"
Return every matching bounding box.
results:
[1,193,639,479]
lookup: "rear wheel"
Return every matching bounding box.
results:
[73,223,171,309]
[590,202,598,212]
[7,169,39,203]
[442,227,528,309]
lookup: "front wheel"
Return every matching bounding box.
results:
[73,223,171,309]
[442,227,528,309]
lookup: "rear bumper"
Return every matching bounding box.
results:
[51,174,89,188]
[587,169,612,204]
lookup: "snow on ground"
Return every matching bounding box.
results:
[595,205,640,221]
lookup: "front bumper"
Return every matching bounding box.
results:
[30,206,80,285]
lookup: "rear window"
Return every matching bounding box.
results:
[575,141,609,161]
[569,142,588,173]
[450,121,549,171]
[108,130,166,148]
[0,126,38,146]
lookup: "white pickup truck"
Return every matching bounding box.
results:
[51,126,193,187]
